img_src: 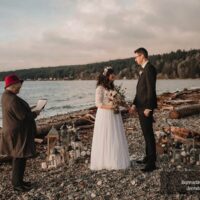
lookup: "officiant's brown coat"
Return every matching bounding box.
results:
[0,90,37,158]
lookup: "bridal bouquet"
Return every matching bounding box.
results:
[108,85,128,114]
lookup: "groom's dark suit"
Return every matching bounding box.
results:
[133,62,157,166]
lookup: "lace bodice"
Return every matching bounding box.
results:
[95,86,112,107]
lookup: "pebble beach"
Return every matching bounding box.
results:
[0,111,200,199]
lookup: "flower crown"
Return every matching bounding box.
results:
[103,66,112,76]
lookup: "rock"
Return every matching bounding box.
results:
[177,165,182,169]
[131,180,136,185]
[81,151,86,156]
[60,182,65,187]
[91,192,96,198]
[68,195,73,200]
[83,147,88,151]
[97,180,102,186]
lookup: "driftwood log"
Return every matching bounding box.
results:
[157,88,200,110]
[156,126,200,154]
[164,99,197,105]
[35,108,97,136]
[163,126,200,144]
[169,104,200,119]
[36,117,95,136]
[171,88,200,100]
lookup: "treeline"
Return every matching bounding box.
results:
[0,49,200,80]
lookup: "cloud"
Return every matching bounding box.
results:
[0,0,199,71]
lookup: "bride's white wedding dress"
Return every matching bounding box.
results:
[90,86,130,170]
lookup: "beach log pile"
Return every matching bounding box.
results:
[156,126,200,155]
[157,88,200,111]
[155,88,200,154]
[36,108,97,137]
[169,104,200,119]
[163,126,200,144]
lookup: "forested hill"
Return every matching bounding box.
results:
[0,49,200,80]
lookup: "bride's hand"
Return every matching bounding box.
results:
[129,105,136,114]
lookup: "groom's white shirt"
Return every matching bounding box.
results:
[139,60,148,75]
[141,60,148,69]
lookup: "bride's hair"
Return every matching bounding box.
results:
[96,67,114,90]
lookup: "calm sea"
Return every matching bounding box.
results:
[0,79,199,126]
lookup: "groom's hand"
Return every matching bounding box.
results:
[144,109,152,117]
[129,105,136,114]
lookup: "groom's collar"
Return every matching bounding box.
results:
[141,60,149,69]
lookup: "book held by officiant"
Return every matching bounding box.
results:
[31,99,47,112]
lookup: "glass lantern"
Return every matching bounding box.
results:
[47,126,59,156]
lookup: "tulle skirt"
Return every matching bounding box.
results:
[90,108,130,170]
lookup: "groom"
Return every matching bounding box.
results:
[130,47,157,172]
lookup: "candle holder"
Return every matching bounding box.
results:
[174,149,182,164]
[195,151,200,166]
[188,138,197,165]
[75,147,81,158]
[60,122,68,146]
[48,148,61,168]
[47,126,59,156]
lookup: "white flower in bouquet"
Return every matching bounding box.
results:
[108,85,128,114]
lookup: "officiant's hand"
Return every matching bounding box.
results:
[34,110,41,116]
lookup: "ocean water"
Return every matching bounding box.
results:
[0,79,199,126]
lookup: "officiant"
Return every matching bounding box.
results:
[0,74,40,192]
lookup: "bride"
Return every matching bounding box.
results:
[90,66,130,170]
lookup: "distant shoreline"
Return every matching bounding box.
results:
[0,78,199,82]
[0,49,200,81]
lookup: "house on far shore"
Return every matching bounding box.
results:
[63,77,69,80]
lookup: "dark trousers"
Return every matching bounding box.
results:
[138,109,156,165]
[12,158,26,187]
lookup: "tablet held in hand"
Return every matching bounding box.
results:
[31,99,47,112]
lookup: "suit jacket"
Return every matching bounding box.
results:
[133,62,157,109]
[0,90,37,158]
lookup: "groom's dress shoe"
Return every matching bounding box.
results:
[141,165,157,173]
[136,160,147,164]
[13,185,31,192]
[136,158,147,164]
[22,181,32,187]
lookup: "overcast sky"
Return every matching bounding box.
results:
[0,0,199,72]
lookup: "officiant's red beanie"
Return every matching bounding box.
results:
[4,74,24,88]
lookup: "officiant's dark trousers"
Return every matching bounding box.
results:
[138,109,156,165]
[12,158,27,186]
